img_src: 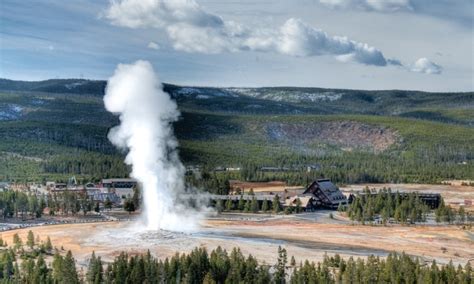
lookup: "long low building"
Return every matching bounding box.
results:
[209,194,276,202]
[349,191,442,209]
[101,178,137,198]
[87,192,121,204]
[101,178,137,189]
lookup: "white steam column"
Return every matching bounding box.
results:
[104,60,197,232]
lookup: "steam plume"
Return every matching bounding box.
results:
[104,60,199,232]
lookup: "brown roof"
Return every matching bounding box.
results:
[285,196,313,208]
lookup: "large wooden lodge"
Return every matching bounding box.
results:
[212,178,442,211]
[212,179,349,211]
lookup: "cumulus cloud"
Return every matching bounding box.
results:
[105,0,223,29]
[147,41,160,50]
[319,0,473,27]
[277,19,387,65]
[104,0,438,72]
[411,57,442,74]
[319,0,413,12]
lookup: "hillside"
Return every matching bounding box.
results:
[0,78,472,185]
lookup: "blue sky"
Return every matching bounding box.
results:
[0,0,472,91]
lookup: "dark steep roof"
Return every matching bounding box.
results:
[303,179,347,208]
[318,180,346,201]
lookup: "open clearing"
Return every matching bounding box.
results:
[1,213,472,269]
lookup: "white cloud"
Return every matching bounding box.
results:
[104,0,223,29]
[147,41,160,50]
[104,0,438,70]
[164,17,387,65]
[277,18,387,66]
[318,0,473,27]
[166,21,248,54]
[319,0,412,12]
[411,57,442,74]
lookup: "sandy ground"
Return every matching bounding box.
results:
[1,213,472,269]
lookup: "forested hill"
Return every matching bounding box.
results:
[1,78,472,123]
[0,78,473,185]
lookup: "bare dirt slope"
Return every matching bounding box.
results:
[265,121,399,152]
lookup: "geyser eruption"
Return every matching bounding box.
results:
[104,60,200,232]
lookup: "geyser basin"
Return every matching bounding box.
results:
[3,216,471,268]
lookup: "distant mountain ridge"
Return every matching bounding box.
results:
[0,78,106,95]
[2,77,472,97]
[1,78,472,124]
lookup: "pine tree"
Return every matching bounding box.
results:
[337,203,344,212]
[26,230,35,249]
[21,258,35,283]
[262,199,269,213]
[45,236,53,252]
[12,233,22,250]
[458,206,465,224]
[132,186,141,209]
[216,199,224,213]
[381,207,390,225]
[87,251,103,284]
[13,262,20,282]
[274,246,287,284]
[295,198,302,213]
[52,253,64,283]
[251,197,259,213]
[290,256,296,266]
[256,265,271,284]
[244,255,258,282]
[272,195,281,214]
[238,197,245,211]
[244,199,251,213]
[2,249,14,278]
[225,199,233,211]
[203,272,216,284]
[209,246,230,283]
[33,254,49,283]
[62,251,79,284]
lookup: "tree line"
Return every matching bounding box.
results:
[214,193,309,215]
[214,193,284,214]
[0,190,117,220]
[344,188,471,225]
[0,231,472,283]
